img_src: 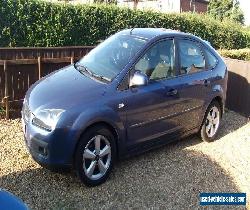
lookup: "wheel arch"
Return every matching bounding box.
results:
[72,120,120,167]
[199,95,224,131]
[211,96,224,117]
[83,121,119,145]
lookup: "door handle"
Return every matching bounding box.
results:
[204,79,210,86]
[166,88,178,96]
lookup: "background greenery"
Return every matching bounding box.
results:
[208,0,244,25]
[219,48,250,61]
[0,0,250,49]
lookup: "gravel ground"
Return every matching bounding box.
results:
[0,110,249,210]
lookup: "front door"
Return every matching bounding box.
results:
[124,39,183,146]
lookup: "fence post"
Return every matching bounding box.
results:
[38,56,41,79]
[71,52,74,64]
[4,60,9,120]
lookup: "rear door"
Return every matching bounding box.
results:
[162,37,213,131]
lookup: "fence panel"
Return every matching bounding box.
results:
[42,62,71,77]
[224,58,250,117]
[8,63,38,101]
[0,46,93,60]
[0,65,4,101]
[0,46,94,118]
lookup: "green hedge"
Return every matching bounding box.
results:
[0,0,250,49]
[219,48,250,61]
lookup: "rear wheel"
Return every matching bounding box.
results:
[75,125,116,186]
[200,101,221,142]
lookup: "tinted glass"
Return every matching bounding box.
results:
[135,39,175,80]
[204,48,218,68]
[79,34,146,80]
[178,39,205,74]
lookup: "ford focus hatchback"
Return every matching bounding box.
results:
[22,28,228,186]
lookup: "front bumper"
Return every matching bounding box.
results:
[21,116,73,169]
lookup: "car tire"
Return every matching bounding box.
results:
[200,101,221,142]
[74,125,116,186]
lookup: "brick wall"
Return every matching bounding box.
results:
[180,0,208,13]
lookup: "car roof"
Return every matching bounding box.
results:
[118,28,204,43]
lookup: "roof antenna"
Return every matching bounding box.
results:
[130,28,135,35]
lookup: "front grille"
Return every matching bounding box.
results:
[23,100,31,122]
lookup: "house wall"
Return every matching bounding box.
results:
[180,0,208,13]
[47,0,208,14]
[117,0,208,14]
[195,1,209,13]
[118,0,180,13]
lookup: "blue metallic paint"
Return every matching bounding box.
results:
[0,189,28,210]
[22,28,228,168]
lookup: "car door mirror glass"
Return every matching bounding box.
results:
[129,71,149,87]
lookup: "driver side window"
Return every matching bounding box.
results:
[134,39,175,81]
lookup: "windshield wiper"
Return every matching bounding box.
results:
[74,62,93,77]
[74,62,111,82]
[91,73,111,82]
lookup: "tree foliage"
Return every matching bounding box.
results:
[208,0,244,25]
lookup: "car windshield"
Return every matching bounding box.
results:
[78,34,147,81]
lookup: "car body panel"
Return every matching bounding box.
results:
[118,80,183,146]
[0,189,28,210]
[26,65,108,112]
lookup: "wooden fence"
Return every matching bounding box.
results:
[0,46,94,119]
[223,58,250,117]
[0,47,249,119]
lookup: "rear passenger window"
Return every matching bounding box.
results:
[178,39,205,75]
[204,48,218,69]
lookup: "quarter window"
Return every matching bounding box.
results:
[135,39,175,81]
[204,48,218,69]
[178,40,205,75]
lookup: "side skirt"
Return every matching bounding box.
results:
[120,127,199,160]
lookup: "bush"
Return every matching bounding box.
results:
[0,0,250,49]
[219,48,250,61]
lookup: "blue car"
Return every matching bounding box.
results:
[0,189,28,210]
[22,28,228,186]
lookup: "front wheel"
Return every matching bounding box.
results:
[75,125,116,186]
[200,101,221,142]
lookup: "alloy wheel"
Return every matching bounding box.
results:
[83,135,111,180]
[205,106,220,138]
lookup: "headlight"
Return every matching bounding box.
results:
[32,109,64,132]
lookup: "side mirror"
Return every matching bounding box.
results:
[129,71,149,87]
